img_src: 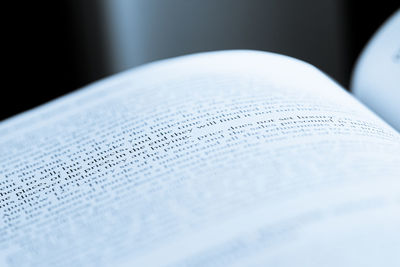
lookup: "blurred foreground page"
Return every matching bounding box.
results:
[0,50,399,267]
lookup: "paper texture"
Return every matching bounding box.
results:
[1,51,399,266]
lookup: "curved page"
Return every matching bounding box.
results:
[1,50,400,267]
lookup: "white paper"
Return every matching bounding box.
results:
[1,51,399,267]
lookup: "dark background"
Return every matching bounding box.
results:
[2,1,399,121]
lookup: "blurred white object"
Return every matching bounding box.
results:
[351,9,400,130]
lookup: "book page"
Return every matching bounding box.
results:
[351,9,400,131]
[1,50,399,267]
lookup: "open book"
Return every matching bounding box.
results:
[1,11,399,267]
